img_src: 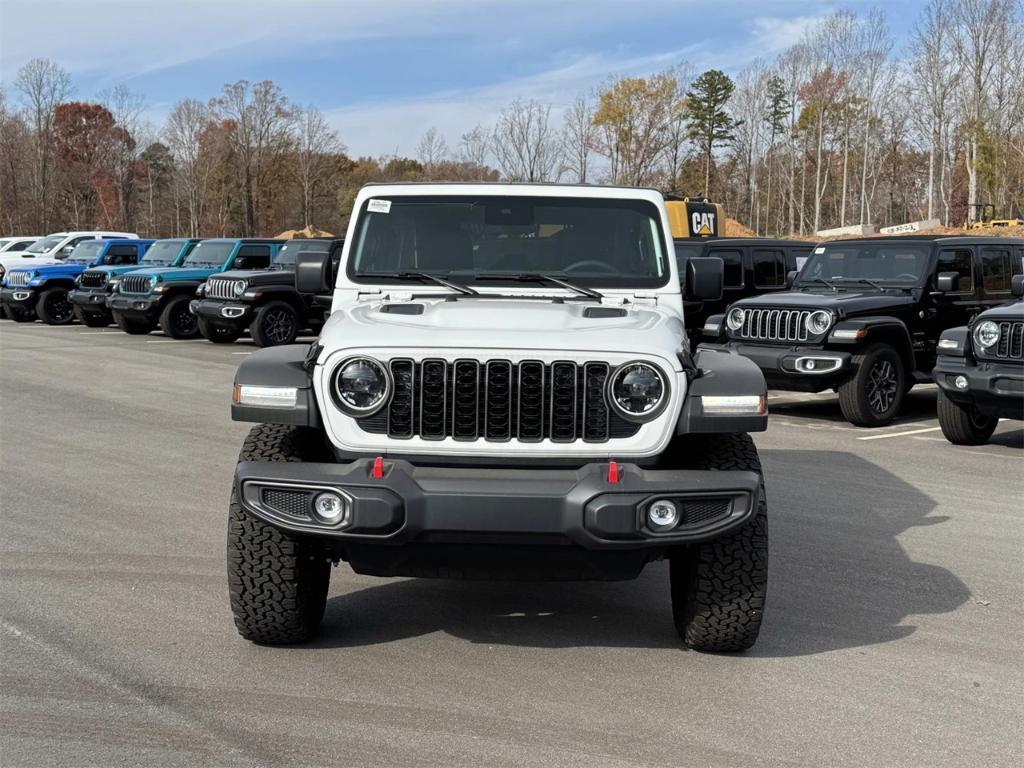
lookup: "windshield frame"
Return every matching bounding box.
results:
[795,241,935,289]
[345,194,671,291]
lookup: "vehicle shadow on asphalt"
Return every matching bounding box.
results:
[769,388,939,425]
[303,450,968,655]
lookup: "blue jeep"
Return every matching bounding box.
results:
[1,239,153,325]
[107,238,283,337]
[70,238,200,327]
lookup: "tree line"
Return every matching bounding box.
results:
[1,0,1021,239]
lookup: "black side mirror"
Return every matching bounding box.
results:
[786,270,798,288]
[685,256,723,301]
[296,250,333,295]
[1012,274,1023,298]
[935,272,958,293]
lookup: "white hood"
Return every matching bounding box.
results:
[317,296,686,368]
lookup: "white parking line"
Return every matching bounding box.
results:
[144,339,206,344]
[232,351,251,356]
[78,330,122,335]
[857,426,942,441]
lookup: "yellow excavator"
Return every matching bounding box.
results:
[966,203,1023,229]
[665,195,724,239]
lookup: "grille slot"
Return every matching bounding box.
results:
[677,498,732,526]
[5,271,31,286]
[261,488,312,519]
[989,321,1024,361]
[207,279,243,300]
[737,308,810,343]
[119,274,152,294]
[79,271,108,288]
[360,359,643,443]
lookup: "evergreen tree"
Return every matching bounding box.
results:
[686,69,739,196]
[762,75,790,233]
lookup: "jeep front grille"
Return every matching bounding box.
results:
[735,308,811,343]
[5,272,30,286]
[119,274,152,294]
[987,321,1024,361]
[358,359,640,443]
[206,279,244,300]
[79,271,108,288]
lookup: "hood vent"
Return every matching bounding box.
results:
[583,307,628,319]
[380,303,424,315]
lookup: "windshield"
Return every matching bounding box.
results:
[269,241,326,269]
[184,241,234,268]
[348,195,669,289]
[67,241,105,264]
[142,240,185,265]
[26,235,65,254]
[796,242,932,287]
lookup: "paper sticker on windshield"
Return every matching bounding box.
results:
[814,246,825,254]
[368,199,391,214]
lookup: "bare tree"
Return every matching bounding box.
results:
[560,95,595,183]
[492,99,561,182]
[13,58,73,230]
[776,44,809,234]
[416,126,449,175]
[854,9,894,225]
[457,124,490,169]
[292,105,344,228]
[661,63,694,193]
[731,61,769,232]
[164,99,214,236]
[99,85,148,230]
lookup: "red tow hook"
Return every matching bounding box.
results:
[607,460,621,484]
[371,456,385,479]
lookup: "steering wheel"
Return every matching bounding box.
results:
[564,260,618,274]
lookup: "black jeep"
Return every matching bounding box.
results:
[674,237,814,339]
[701,235,1024,426]
[190,238,340,346]
[933,274,1023,444]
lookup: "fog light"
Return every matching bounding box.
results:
[313,492,349,525]
[805,359,816,370]
[647,500,679,532]
[954,375,968,390]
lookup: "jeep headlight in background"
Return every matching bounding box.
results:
[332,357,392,416]
[973,320,1000,349]
[147,276,158,292]
[725,307,746,332]
[607,362,667,421]
[232,280,246,298]
[805,310,833,335]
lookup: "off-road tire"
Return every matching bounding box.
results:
[838,343,906,427]
[250,301,300,347]
[113,310,156,335]
[159,295,199,339]
[74,307,110,327]
[227,424,332,644]
[936,388,997,445]
[668,433,768,652]
[36,287,75,325]
[198,316,241,344]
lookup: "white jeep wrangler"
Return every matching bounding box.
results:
[227,183,770,652]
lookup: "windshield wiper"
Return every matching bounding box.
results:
[835,277,884,290]
[356,270,479,295]
[799,277,838,290]
[486,273,604,300]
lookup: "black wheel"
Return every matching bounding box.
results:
[159,295,199,339]
[113,310,156,335]
[36,287,75,325]
[936,388,997,445]
[667,433,768,652]
[198,316,241,343]
[838,343,906,427]
[227,424,332,644]
[250,301,299,347]
[7,305,34,322]
[74,307,111,327]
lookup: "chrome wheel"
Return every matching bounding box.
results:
[866,359,898,414]
[263,307,296,345]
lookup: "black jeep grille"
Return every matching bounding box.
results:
[119,274,152,294]
[359,359,642,443]
[734,308,812,343]
[79,271,108,288]
[988,320,1024,361]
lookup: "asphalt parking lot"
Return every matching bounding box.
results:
[1,322,1022,768]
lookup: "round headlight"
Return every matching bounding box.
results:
[232,280,246,298]
[805,309,833,335]
[332,357,391,415]
[147,276,158,291]
[973,320,1000,348]
[607,362,667,421]
[726,307,746,331]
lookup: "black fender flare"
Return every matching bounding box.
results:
[249,286,309,320]
[677,347,768,434]
[829,316,915,369]
[231,344,321,427]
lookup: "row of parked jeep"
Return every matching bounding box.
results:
[1,225,1022,446]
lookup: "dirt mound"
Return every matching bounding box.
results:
[724,218,754,237]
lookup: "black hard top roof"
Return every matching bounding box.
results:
[673,237,814,248]
[828,234,1023,245]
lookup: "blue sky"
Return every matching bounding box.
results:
[0,0,929,157]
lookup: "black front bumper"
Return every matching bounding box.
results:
[190,298,251,326]
[700,340,852,391]
[235,458,761,577]
[934,356,1024,420]
[1,286,37,309]
[107,293,160,316]
[69,288,111,314]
